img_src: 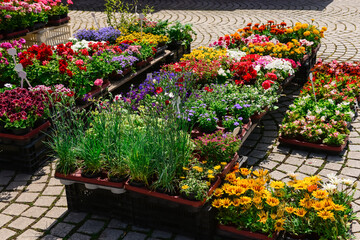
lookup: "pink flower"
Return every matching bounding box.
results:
[5,15,11,19]
[67,0,73,4]
[75,59,84,65]
[94,79,103,86]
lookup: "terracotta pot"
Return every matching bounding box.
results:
[251,106,270,121]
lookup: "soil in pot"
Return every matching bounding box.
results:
[11,127,31,136]
[108,174,128,183]
[81,169,101,178]
[180,191,198,201]
[128,179,146,188]
[155,186,178,196]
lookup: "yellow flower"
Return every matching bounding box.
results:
[258,211,268,224]
[286,28,293,34]
[294,208,307,217]
[333,204,346,211]
[240,168,251,176]
[214,165,221,170]
[302,23,309,29]
[285,206,295,214]
[313,29,320,35]
[317,210,334,220]
[232,198,241,207]
[303,31,311,37]
[266,197,280,207]
[299,198,313,209]
[321,26,327,31]
[208,170,214,174]
[312,201,324,211]
[253,169,269,178]
[212,199,222,208]
[183,167,189,171]
[321,199,335,210]
[238,196,252,205]
[270,213,277,220]
[220,162,227,166]
[181,185,189,190]
[274,219,285,232]
[180,176,185,179]
[312,190,329,199]
[195,167,203,173]
[213,188,223,197]
[221,198,232,208]
[270,181,285,189]
[208,174,215,179]
[253,197,262,204]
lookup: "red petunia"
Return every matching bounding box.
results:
[156,87,163,94]
[262,80,274,90]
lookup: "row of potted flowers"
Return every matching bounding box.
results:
[0,0,72,39]
[279,61,360,152]
[213,167,356,240]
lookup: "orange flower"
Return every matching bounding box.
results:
[307,184,318,193]
[240,168,251,176]
[333,204,346,212]
[312,201,324,211]
[232,198,241,207]
[212,199,222,208]
[274,219,285,232]
[294,208,307,217]
[317,210,334,220]
[285,206,295,214]
[266,197,280,207]
[312,190,329,199]
[221,198,232,208]
[238,196,252,205]
[213,188,223,197]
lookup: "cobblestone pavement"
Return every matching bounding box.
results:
[1,0,360,239]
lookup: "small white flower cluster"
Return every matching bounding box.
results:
[323,173,355,192]
[264,59,295,75]
[70,39,106,51]
[217,68,230,77]
[227,49,247,61]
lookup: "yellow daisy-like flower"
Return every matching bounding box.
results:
[240,168,251,176]
[317,210,334,220]
[212,199,222,208]
[274,219,285,232]
[253,197,262,204]
[333,204,346,211]
[321,199,335,210]
[299,198,313,209]
[253,169,269,178]
[208,170,214,174]
[238,196,252,205]
[214,165,221,170]
[312,201,324,211]
[257,211,268,224]
[181,185,189,190]
[294,208,307,217]
[183,167,189,171]
[270,181,285,189]
[220,162,227,166]
[232,198,241,207]
[221,198,232,208]
[266,197,280,207]
[312,190,329,199]
[213,188,223,197]
[285,206,295,214]
[208,174,215,179]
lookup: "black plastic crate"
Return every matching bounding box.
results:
[65,183,133,221]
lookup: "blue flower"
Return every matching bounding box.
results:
[234,104,242,109]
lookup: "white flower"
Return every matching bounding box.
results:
[287,171,297,178]
[323,183,337,192]
[114,94,122,102]
[342,178,354,185]
[329,177,342,186]
[169,92,174,98]
[227,49,247,61]
[152,79,156,84]
[217,68,226,76]
[4,83,12,88]
[327,173,337,180]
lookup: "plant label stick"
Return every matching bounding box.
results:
[18,70,32,88]
[147,73,152,80]
[91,13,100,30]
[139,13,144,38]
[309,72,317,102]
[14,63,23,72]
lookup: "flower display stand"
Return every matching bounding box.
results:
[168,41,191,63]
[295,44,321,83]
[0,121,52,172]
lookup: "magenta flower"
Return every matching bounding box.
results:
[94,79,103,86]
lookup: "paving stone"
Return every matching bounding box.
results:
[41,234,62,240]
[297,165,318,175]
[69,233,92,240]
[326,155,345,162]
[272,145,290,154]
[26,183,46,192]
[42,186,64,196]
[15,192,38,203]
[246,156,261,166]
[14,174,32,182]
[271,170,287,181]
[107,219,128,229]
[123,232,147,240]
[348,152,360,160]
[22,206,48,218]
[174,235,195,240]
[45,207,67,218]
[0,214,13,227]
[31,175,49,184]
[349,144,360,151]
[5,181,28,191]
[34,196,57,207]
[267,153,286,162]
[8,217,36,230]
[249,150,267,159]
[0,170,15,177]
[55,197,67,206]
[324,162,343,171]
[151,230,172,239]
[304,158,324,167]
[254,143,272,151]
[91,214,110,220]
[99,228,124,240]
[276,164,298,173]
[341,167,360,178]
[346,159,360,168]
[0,228,16,239]
[290,149,309,158]
[0,176,12,186]
[132,225,151,232]
[78,219,105,234]
[2,203,29,216]
[238,147,252,156]
[64,212,87,223]
[17,229,43,240]
[0,202,7,211]
[50,222,75,238]
[308,152,327,159]
[48,178,62,186]
[32,217,57,230]
[352,220,360,233]
[284,157,305,166]
[258,160,278,170]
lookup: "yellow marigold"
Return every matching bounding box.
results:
[303,31,311,37]
[213,188,223,197]
[293,26,300,31]
[317,210,334,220]
[181,185,189,190]
[302,23,309,28]
[266,197,280,207]
[294,208,307,217]
[274,219,285,232]
[312,201,324,211]
[212,199,222,208]
[238,196,252,205]
[221,198,232,208]
[333,204,346,211]
[313,29,320,35]
[321,26,327,31]
[270,181,285,189]
[312,190,329,199]
[240,168,251,176]
[286,28,294,34]
[285,206,295,214]
[208,174,215,179]
[208,170,214,174]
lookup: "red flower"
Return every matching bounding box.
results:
[262,80,274,90]
[265,72,278,81]
[156,87,163,94]
[204,86,213,92]
[165,100,170,105]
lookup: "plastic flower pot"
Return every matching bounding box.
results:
[251,106,270,122]
[135,60,149,70]
[47,16,70,27]
[279,136,349,154]
[218,153,239,179]
[4,29,29,40]
[217,224,277,240]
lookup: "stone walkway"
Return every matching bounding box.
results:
[1,0,360,239]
